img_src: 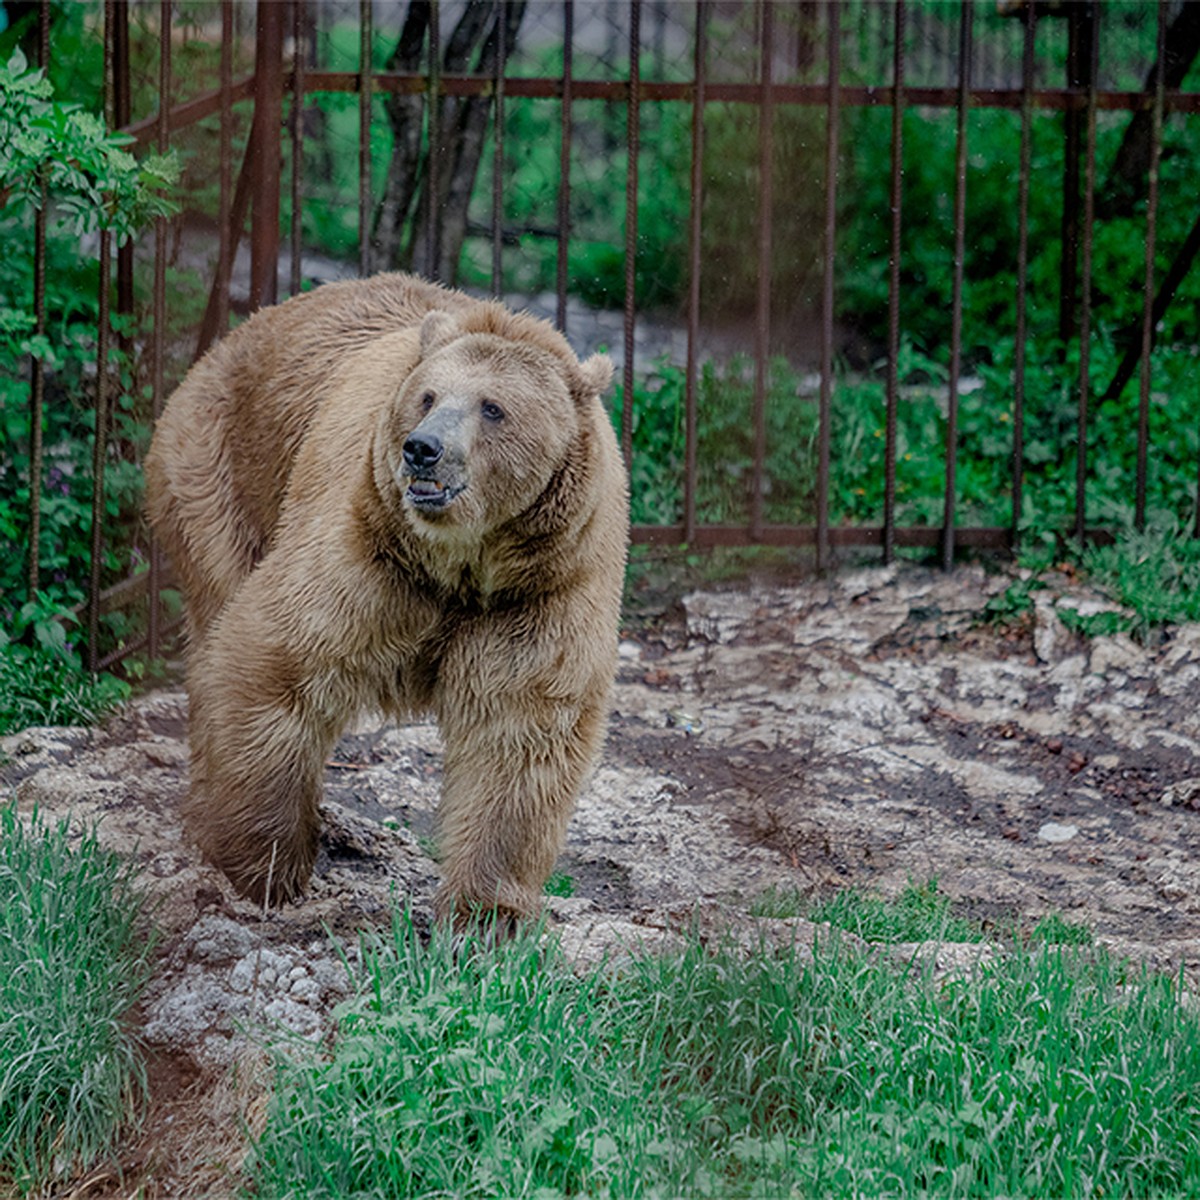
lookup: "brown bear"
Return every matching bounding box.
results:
[145,273,628,923]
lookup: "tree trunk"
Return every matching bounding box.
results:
[1098,1,1200,221]
[374,0,527,284]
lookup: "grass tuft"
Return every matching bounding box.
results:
[0,645,129,737]
[0,802,152,1194]
[253,903,1200,1199]
[752,879,983,945]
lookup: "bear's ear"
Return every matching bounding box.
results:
[419,310,460,357]
[575,352,614,398]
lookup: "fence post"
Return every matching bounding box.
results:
[250,0,285,310]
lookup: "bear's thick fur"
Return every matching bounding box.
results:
[145,273,628,920]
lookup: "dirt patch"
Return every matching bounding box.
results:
[5,562,1200,1192]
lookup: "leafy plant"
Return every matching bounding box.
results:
[254,901,1200,1199]
[0,48,178,243]
[0,802,151,1195]
[1,49,179,682]
[809,879,984,945]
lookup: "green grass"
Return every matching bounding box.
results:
[0,802,152,1194]
[0,644,130,736]
[752,879,984,945]
[251,905,1200,1199]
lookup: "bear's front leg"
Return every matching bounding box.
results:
[186,624,344,906]
[432,667,609,928]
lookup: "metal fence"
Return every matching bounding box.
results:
[12,0,1200,670]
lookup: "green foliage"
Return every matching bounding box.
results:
[1031,913,1094,948]
[1082,523,1200,639]
[808,879,985,945]
[0,802,151,1195]
[0,641,130,736]
[255,906,1200,1199]
[1,50,177,676]
[252,913,674,1199]
[543,870,576,899]
[0,49,178,244]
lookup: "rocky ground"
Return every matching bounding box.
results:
[4,562,1200,1194]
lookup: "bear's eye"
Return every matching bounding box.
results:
[420,391,435,413]
[481,400,505,423]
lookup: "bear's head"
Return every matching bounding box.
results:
[377,305,613,543]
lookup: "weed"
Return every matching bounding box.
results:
[544,871,576,899]
[1031,913,1095,947]
[0,643,129,736]
[809,879,985,944]
[253,903,1200,1199]
[0,802,151,1195]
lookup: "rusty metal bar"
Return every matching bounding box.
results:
[751,0,774,542]
[114,0,134,357]
[215,0,233,339]
[147,0,172,662]
[1074,5,1099,550]
[882,0,904,566]
[1012,3,1035,551]
[555,1,574,332]
[251,0,285,309]
[491,0,507,296]
[123,73,256,147]
[621,0,641,471]
[292,72,1200,115]
[816,0,840,571]
[291,0,306,295]
[426,0,442,279]
[87,233,113,673]
[1139,0,1166,532]
[683,1,706,545]
[359,0,372,278]
[27,0,50,598]
[1059,4,1096,344]
[941,0,971,572]
[198,141,254,358]
[629,525,1113,551]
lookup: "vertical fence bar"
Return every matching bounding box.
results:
[941,0,971,571]
[1139,0,1166,532]
[27,0,50,598]
[251,0,284,308]
[291,0,306,295]
[1074,4,1099,549]
[683,1,707,545]
[882,0,905,566]
[1059,6,1093,344]
[555,0,574,332]
[88,233,113,674]
[491,0,507,297]
[215,0,233,337]
[359,0,372,278]
[816,0,840,570]
[621,0,641,471]
[751,0,774,542]
[1012,2,1035,550]
[88,0,116,671]
[147,0,172,661]
[426,0,442,279]
[114,0,134,356]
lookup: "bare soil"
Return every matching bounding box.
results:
[5,562,1200,1196]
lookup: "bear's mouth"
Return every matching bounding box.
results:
[405,478,464,512]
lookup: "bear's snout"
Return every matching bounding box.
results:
[403,431,444,473]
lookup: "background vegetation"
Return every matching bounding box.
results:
[3,0,1200,695]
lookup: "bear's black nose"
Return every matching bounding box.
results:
[403,432,444,471]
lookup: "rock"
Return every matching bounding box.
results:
[1037,822,1079,844]
[1160,779,1200,809]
